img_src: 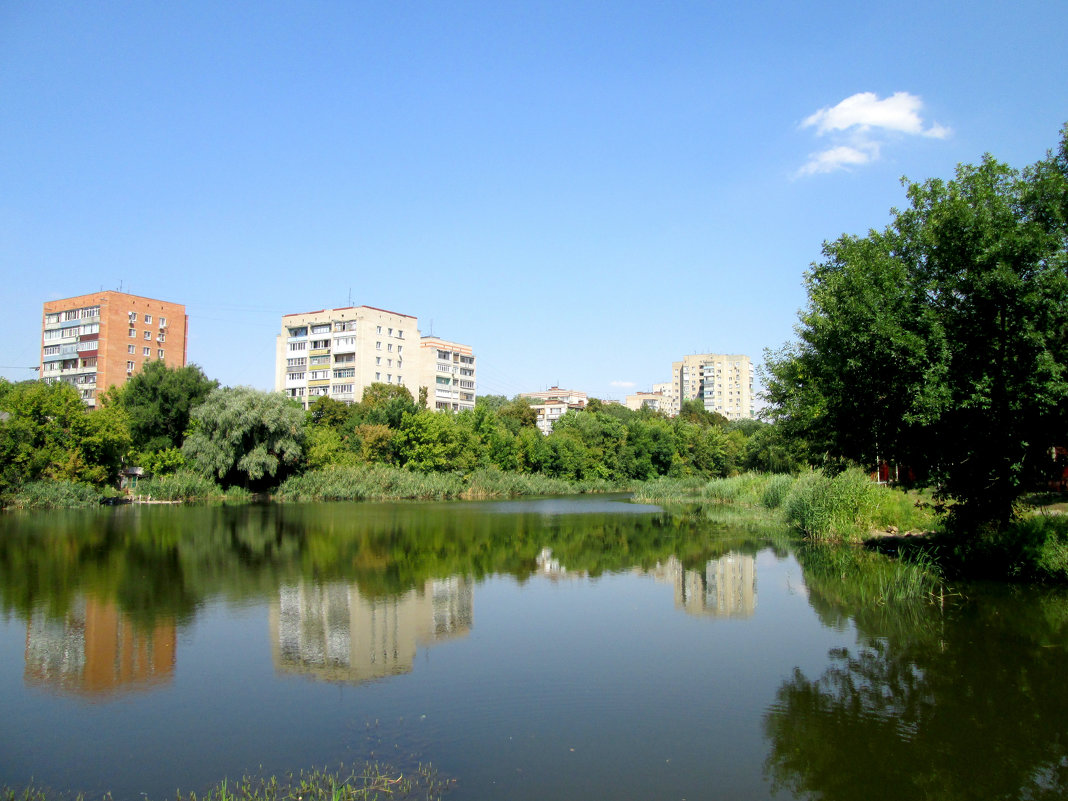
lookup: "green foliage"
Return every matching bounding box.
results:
[783,469,883,541]
[137,469,225,501]
[761,474,794,509]
[138,446,186,476]
[0,380,131,491]
[182,387,305,489]
[5,480,102,509]
[106,361,218,453]
[765,124,1068,528]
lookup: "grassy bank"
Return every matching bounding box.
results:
[633,469,939,541]
[275,464,619,501]
[2,763,447,801]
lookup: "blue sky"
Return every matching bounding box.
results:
[2,1,1066,401]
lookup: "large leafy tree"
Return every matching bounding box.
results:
[765,125,1068,527]
[105,360,218,452]
[0,380,131,490]
[182,387,305,489]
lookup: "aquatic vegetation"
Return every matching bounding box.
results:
[1,764,448,801]
[3,480,103,509]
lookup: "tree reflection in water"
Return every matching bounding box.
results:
[765,548,1068,801]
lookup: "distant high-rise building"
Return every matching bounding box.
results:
[419,336,477,412]
[275,305,475,410]
[669,353,754,420]
[40,291,188,408]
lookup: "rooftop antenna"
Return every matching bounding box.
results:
[347,288,352,307]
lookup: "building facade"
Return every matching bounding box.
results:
[419,336,477,412]
[275,306,476,411]
[670,353,754,420]
[519,387,588,434]
[40,291,188,408]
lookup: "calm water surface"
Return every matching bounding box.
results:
[2,497,1067,800]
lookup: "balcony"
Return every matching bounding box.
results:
[309,348,330,358]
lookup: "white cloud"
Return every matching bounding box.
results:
[610,380,636,388]
[796,91,950,177]
[802,91,949,139]
[796,143,878,177]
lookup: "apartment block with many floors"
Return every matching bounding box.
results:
[40,291,188,408]
[670,353,754,420]
[420,337,477,412]
[275,306,476,411]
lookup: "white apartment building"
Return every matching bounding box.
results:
[275,306,475,411]
[420,336,477,412]
[519,387,588,434]
[670,353,754,420]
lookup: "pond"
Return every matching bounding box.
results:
[2,497,1068,800]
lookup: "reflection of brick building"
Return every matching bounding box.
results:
[24,598,176,696]
[269,577,472,684]
[651,554,757,618]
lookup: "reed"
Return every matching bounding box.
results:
[137,470,226,502]
[5,480,102,509]
[783,468,883,541]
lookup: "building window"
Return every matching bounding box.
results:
[126,361,135,371]
[375,372,380,380]
[129,328,136,337]
[128,345,135,354]
[387,343,393,352]
[376,326,382,334]
[388,328,393,336]
[376,341,382,350]
[45,313,60,325]
[158,349,165,359]
[43,345,60,356]
[159,317,167,327]
[143,347,150,356]
[311,323,330,334]
[376,357,381,365]
[289,342,307,351]
[144,314,152,324]
[158,333,166,343]
[287,357,306,367]
[144,330,151,340]
[129,312,137,322]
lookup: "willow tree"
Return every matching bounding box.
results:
[765,124,1068,528]
[183,387,305,489]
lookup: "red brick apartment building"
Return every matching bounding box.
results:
[40,291,188,407]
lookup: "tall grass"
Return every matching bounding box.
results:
[276,463,617,502]
[783,469,883,541]
[4,480,102,509]
[137,470,226,502]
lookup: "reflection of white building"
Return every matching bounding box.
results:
[269,577,472,683]
[651,554,756,618]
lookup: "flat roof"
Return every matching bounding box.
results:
[282,305,416,320]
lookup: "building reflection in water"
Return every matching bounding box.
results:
[24,597,176,696]
[269,577,472,683]
[651,553,757,618]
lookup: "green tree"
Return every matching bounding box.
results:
[765,125,1068,527]
[105,361,217,453]
[182,387,305,489]
[0,380,131,491]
